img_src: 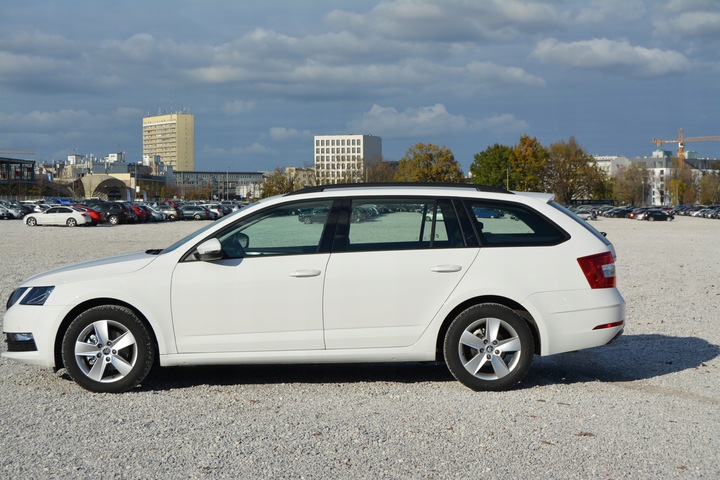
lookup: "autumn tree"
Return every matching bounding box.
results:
[261,167,294,198]
[469,143,513,188]
[394,144,464,182]
[613,163,649,205]
[366,161,398,182]
[667,158,698,205]
[699,173,720,204]
[545,136,605,204]
[509,135,548,191]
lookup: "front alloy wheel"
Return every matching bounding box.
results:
[61,305,155,393]
[444,304,534,391]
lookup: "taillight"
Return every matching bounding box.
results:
[577,252,616,289]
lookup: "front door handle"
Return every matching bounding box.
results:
[289,269,322,278]
[430,265,462,273]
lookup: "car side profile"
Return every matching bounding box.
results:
[24,206,92,227]
[3,184,625,393]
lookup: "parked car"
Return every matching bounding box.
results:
[93,202,137,225]
[641,210,674,221]
[0,202,24,219]
[144,205,167,222]
[24,206,92,227]
[180,204,215,220]
[154,204,183,221]
[298,206,330,224]
[3,184,625,393]
[73,205,103,226]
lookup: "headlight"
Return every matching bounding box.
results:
[6,287,28,309]
[21,286,55,305]
[6,286,55,308]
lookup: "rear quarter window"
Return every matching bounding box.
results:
[465,200,569,247]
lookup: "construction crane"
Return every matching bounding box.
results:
[651,128,720,168]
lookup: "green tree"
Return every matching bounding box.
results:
[545,136,605,204]
[394,144,464,182]
[509,135,548,191]
[261,167,293,198]
[469,143,513,188]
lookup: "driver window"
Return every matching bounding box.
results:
[216,200,334,258]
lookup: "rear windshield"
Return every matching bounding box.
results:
[550,202,612,248]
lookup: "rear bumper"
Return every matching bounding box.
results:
[527,288,626,356]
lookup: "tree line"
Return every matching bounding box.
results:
[261,136,720,205]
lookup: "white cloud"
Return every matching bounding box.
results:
[531,38,689,77]
[347,104,528,138]
[654,11,720,38]
[269,127,310,141]
[0,109,95,131]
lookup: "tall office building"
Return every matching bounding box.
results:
[142,113,195,171]
[313,134,382,184]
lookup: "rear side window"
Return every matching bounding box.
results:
[465,201,568,247]
[341,198,465,252]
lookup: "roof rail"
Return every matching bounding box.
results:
[285,182,512,196]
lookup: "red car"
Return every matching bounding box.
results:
[73,205,103,226]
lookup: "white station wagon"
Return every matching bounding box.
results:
[3,184,625,392]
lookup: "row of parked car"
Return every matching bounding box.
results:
[0,199,246,227]
[570,203,720,222]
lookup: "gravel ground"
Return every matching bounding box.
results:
[1,216,718,479]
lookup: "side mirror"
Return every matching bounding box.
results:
[195,238,223,261]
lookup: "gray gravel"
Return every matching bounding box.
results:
[1,216,718,479]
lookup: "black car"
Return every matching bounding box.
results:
[642,210,674,221]
[93,202,137,225]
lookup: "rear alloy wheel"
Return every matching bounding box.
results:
[444,303,534,391]
[194,213,202,220]
[61,305,156,393]
[108,215,119,225]
[26,217,37,226]
[66,218,77,227]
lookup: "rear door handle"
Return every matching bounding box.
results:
[289,269,322,278]
[430,265,462,273]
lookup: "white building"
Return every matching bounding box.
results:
[313,134,382,184]
[593,155,631,176]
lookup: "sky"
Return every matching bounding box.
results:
[1,0,719,173]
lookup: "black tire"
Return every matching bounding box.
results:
[66,218,77,227]
[26,217,37,226]
[443,303,534,391]
[61,305,156,393]
[108,215,120,225]
[168,214,176,221]
[194,214,201,220]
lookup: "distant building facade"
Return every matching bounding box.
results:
[143,113,195,171]
[313,134,382,184]
[174,171,264,200]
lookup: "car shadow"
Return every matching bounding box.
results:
[523,333,720,388]
[58,333,718,392]
[138,362,456,392]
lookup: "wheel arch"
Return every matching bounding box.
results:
[434,295,540,362]
[53,298,160,369]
